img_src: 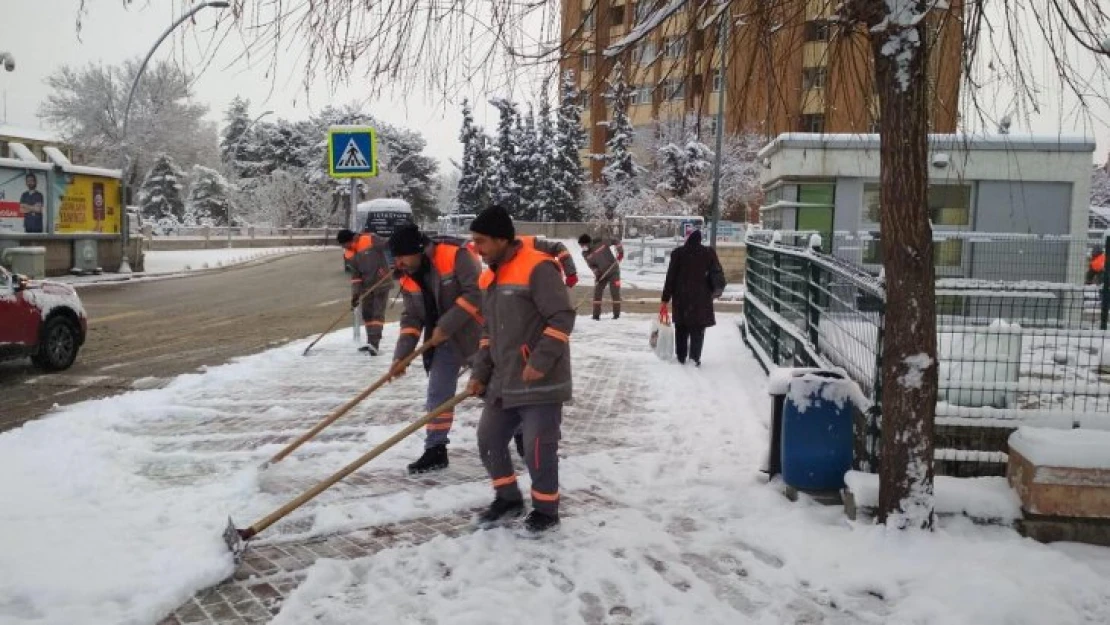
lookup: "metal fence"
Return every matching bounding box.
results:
[148,226,334,239]
[742,230,1110,478]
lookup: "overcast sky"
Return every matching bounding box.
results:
[1,1,1108,168]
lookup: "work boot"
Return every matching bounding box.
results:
[514,431,525,459]
[477,496,524,525]
[407,444,448,474]
[359,343,379,356]
[524,510,560,533]
[592,314,601,321]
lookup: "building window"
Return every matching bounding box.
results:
[799,114,825,133]
[712,67,723,92]
[704,115,718,138]
[662,78,686,100]
[632,84,653,105]
[608,5,624,27]
[634,40,657,65]
[664,36,686,58]
[581,91,591,108]
[863,183,972,227]
[802,67,827,91]
[929,185,972,226]
[582,51,594,71]
[583,8,596,30]
[634,1,654,22]
[804,20,830,42]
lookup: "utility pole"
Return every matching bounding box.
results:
[708,12,728,249]
[117,1,229,275]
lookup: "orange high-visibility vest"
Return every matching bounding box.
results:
[1092,253,1106,274]
[343,233,373,261]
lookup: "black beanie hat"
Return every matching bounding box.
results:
[578,234,592,246]
[389,223,426,256]
[336,229,356,245]
[469,205,516,240]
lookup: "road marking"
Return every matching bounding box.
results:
[316,298,345,308]
[89,311,150,325]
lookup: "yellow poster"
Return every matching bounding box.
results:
[54,175,121,234]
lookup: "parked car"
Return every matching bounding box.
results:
[0,266,88,371]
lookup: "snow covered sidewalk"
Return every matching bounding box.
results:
[53,246,327,288]
[1,317,1109,624]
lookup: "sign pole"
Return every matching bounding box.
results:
[325,124,378,349]
[351,177,360,343]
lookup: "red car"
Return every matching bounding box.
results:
[0,266,88,371]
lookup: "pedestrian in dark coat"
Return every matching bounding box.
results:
[661,229,724,366]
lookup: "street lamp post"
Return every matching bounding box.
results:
[708,11,729,249]
[117,1,229,275]
[228,110,274,247]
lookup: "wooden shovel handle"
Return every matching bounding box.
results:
[242,390,473,540]
[303,272,393,355]
[269,341,434,464]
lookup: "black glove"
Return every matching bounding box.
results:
[351,295,360,309]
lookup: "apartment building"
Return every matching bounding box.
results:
[560,0,963,178]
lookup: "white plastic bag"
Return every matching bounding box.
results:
[652,308,675,361]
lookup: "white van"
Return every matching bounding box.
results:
[356,198,413,237]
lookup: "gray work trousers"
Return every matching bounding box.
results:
[424,341,462,448]
[592,275,621,318]
[360,289,390,349]
[477,400,563,516]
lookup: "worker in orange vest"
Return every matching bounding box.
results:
[1088,245,1106,284]
[338,228,391,354]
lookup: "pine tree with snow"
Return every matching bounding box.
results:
[600,62,644,219]
[657,137,713,198]
[535,81,557,221]
[187,165,237,226]
[1093,159,1110,208]
[514,106,541,221]
[457,99,492,214]
[489,97,521,216]
[220,96,253,167]
[139,154,187,228]
[551,70,586,222]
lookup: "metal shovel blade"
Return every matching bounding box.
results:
[223,516,247,560]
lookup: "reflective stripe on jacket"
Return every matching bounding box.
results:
[519,235,577,278]
[394,240,483,362]
[583,239,622,280]
[350,233,392,298]
[472,241,575,408]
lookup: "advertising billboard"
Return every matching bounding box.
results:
[0,167,47,234]
[54,174,121,234]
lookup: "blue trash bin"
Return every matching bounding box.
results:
[781,370,855,491]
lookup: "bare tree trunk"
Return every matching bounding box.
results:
[864,0,938,529]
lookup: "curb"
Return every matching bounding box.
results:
[66,248,332,290]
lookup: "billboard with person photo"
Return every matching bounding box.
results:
[54,173,121,234]
[0,167,47,234]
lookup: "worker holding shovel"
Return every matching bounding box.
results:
[579,233,624,320]
[338,228,392,355]
[387,224,484,474]
[468,206,576,533]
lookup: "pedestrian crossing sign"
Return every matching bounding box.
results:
[327,126,378,178]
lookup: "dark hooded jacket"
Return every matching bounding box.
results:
[662,230,720,327]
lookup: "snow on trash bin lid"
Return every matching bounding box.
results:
[768,367,873,412]
[1008,427,1110,470]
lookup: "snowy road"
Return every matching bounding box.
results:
[2,315,1109,624]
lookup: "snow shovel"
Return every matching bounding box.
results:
[223,390,473,557]
[302,272,394,356]
[262,341,437,468]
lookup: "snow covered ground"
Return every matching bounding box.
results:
[2,316,1109,624]
[558,238,745,301]
[142,247,323,275]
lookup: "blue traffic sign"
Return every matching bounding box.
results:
[327,126,378,178]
